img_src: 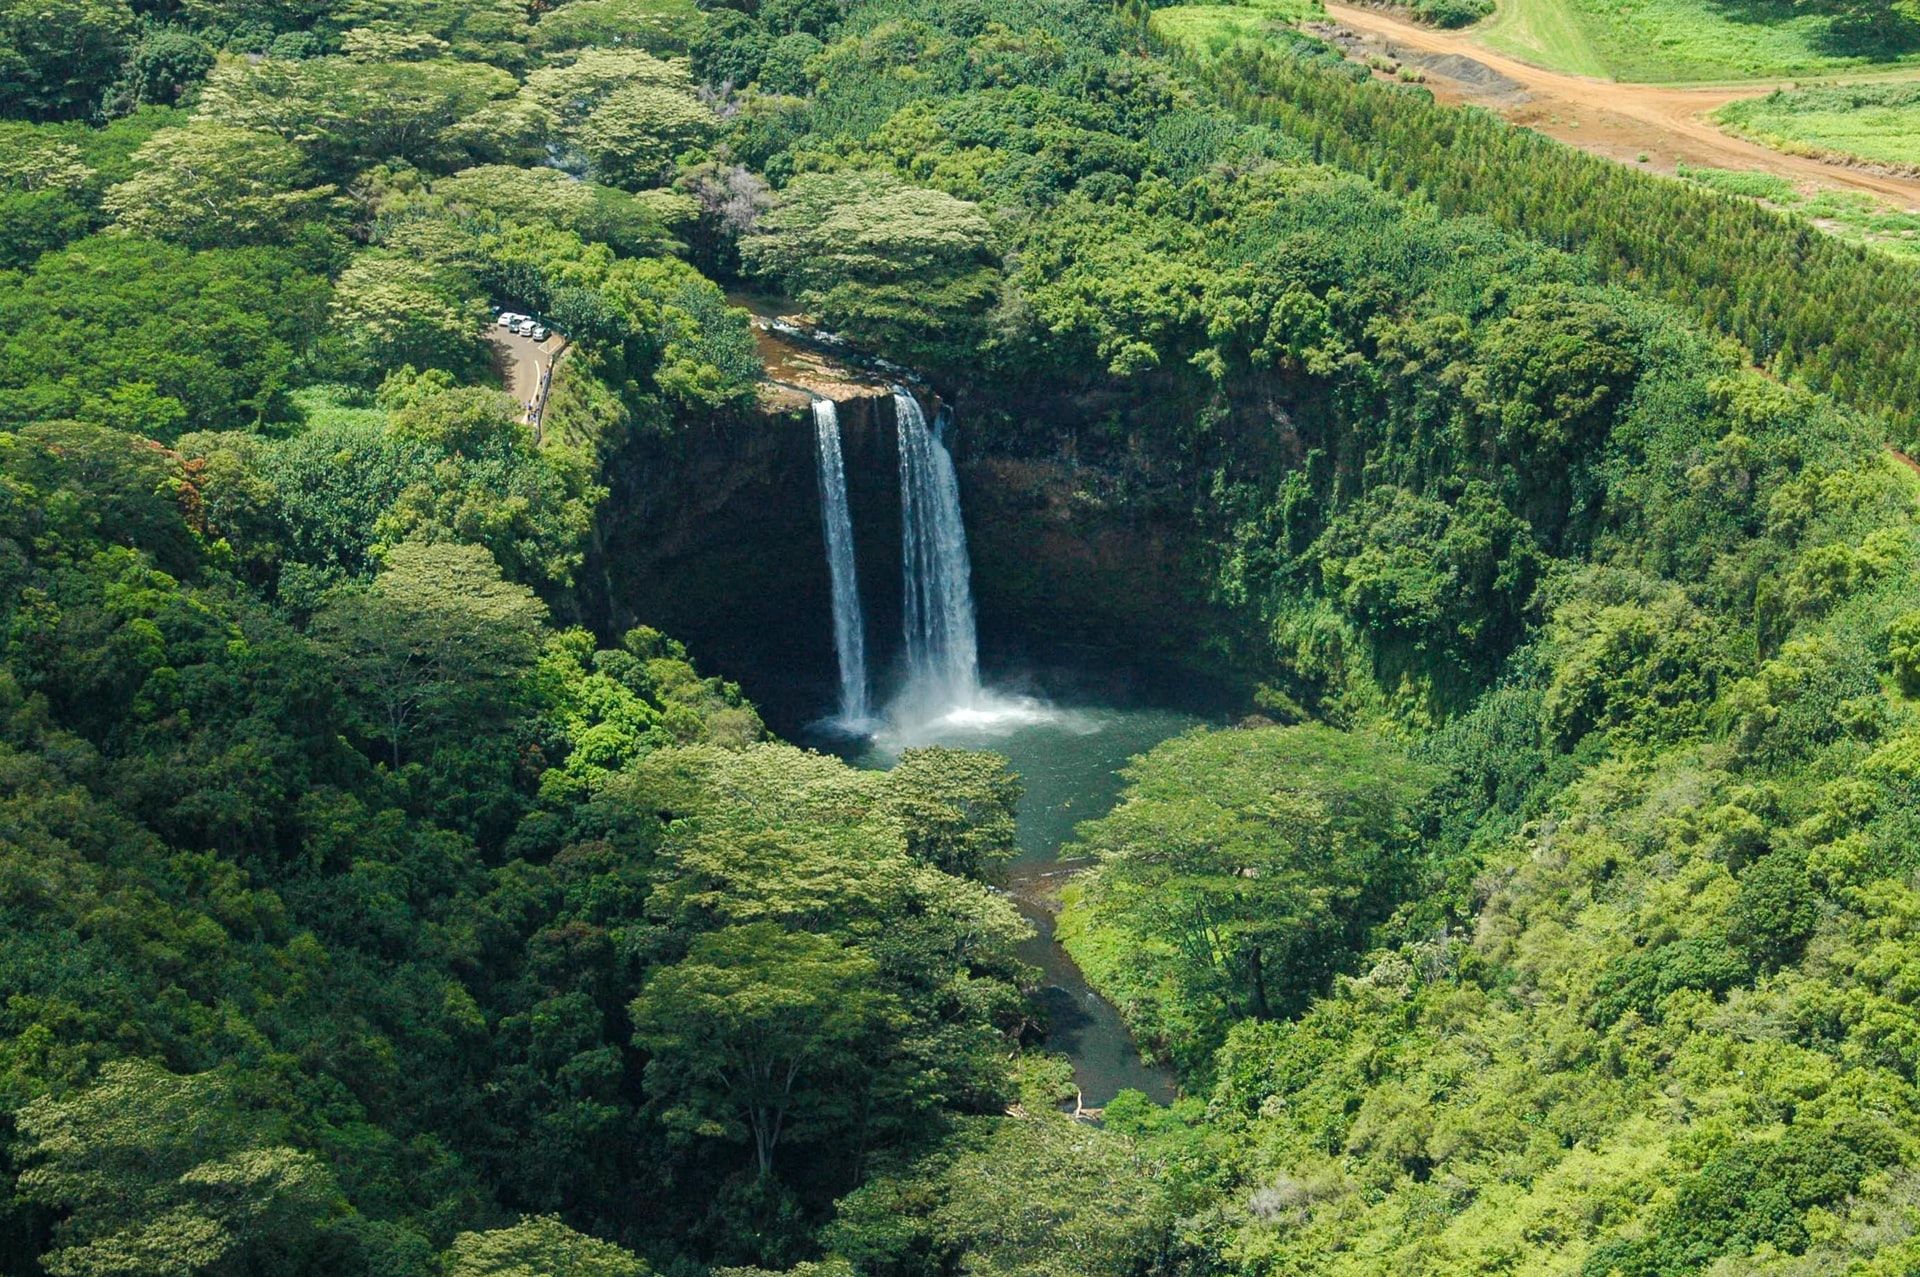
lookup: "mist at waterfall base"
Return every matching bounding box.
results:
[811,389,1063,745]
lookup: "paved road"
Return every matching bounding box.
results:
[487,328,565,422]
[1323,2,1920,208]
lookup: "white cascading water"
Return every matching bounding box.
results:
[812,398,870,726]
[894,389,985,717]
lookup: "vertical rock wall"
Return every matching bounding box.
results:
[587,388,900,729]
[586,378,1250,732]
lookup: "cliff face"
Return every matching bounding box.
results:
[962,454,1214,669]
[586,386,898,729]
[586,359,1253,731]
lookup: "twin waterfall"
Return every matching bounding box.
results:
[894,391,982,713]
[808,389,982,731]
[811,399,870,725]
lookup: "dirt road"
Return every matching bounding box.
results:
[1321,2,1920,208]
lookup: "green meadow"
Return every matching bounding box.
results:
[1478,0,1920,82]
[1717,81,1920,168]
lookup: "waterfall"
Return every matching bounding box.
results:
[895,389,981,710]
[812,399,869,724]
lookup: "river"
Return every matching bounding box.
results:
[739,300,1195,1104]
[843,698,1196,1107]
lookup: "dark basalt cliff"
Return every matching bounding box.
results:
[583,375,1243,731]
[583,387,896,729]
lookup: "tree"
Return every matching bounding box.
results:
[328,252,487,378]
[14,1060,337,1277]
[233,405,437,582]
[325,0,533,67]
[826,1113,1175,1277]
[739,171,997,363]
[0,128,94,192]
[112,27,215,110]
[571,81,716,189]
[314,540,548,765]
[103,124,334,249]
[444,1216,650,1277]
[1889,610,1920,695]
[429,165,675,253]
[518,48,695,118]
[1538,570,1727,748]
[1314,482,1541,683]
[518,50,712,189]
[0,235,327,434]
[690,7,770,86]
[0,0,134,121]
[339,27,452,61]
[1073,725,1436,1039]
[880,746,1022,881]
[1462,291,1641,470]
[757,32,823,93]
[0,125,96,265]
[528,0,704,57]
[372,385,605,587]
[744,171,994,290]
[635,742,907,933]
[196,53,518,177]
[630,923,901,1177]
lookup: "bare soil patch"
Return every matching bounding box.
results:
[1322,1,1920,209]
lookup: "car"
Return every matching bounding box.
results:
[513,319,535,336]
[530,325,548,341]
[496,312,522,327]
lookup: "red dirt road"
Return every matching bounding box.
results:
[1322,1,1920,208]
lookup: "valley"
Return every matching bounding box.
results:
[7,0,1920,1271]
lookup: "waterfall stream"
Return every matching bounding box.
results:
[825,390,1180,1105]
[895,390,981,714]
[812,399,870,725]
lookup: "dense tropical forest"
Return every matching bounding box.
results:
[6,0,1920,1270]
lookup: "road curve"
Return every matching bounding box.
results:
[1321,1,1920,208]
[487,327,565,424]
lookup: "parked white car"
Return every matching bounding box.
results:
[530,325,548,341]
[496,312,522,327]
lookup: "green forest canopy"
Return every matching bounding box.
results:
[5,0,1920,1272]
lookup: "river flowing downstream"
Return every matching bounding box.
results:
[780,360,1194,1105]
[849,702,1192,1107]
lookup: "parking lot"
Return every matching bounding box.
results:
[486,310,565,423]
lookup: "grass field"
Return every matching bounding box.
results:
[1149,0,1325,58]
[1715,82,1920,168]
[1477,0,1920,82]
[1676,162,1920,259]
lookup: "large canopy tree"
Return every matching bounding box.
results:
[103,124,335,250]
[739,170,998,366]
[315,540,548,766]
[630,923,901,1178]
[1071,724,1438,1061]
[14,1061,337,1277]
